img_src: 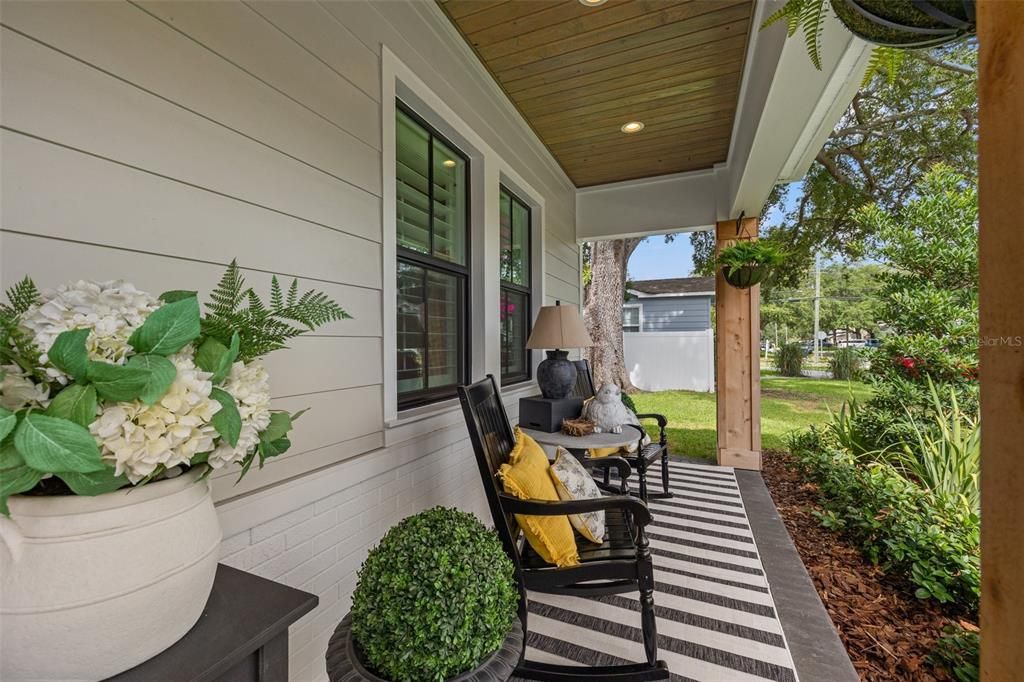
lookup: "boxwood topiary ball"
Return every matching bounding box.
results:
[350,507,519,682]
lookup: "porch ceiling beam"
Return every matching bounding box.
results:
[575,10,871,243]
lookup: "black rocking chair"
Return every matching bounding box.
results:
[457,376,669,681]
[571,360,673,502]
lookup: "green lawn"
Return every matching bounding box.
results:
[631,376,873,460]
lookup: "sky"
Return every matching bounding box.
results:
[627,237,695,280]
[625,184,798,282]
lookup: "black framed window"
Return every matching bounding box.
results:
[499,186,531,385]
[395,103,470,409]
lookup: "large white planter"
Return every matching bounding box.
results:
[0,468,221,681]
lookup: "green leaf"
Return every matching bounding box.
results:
[126,354,176,404]
[159,290,198,303]
[0,407,15,442]
[0,440,23,468]
[59,466,129,496]
[0,464,43,515]
[14,412,104,473]
[261,411,292,443]
[209,387,241,447]
[195,332,239,384]
[48,328,90,381]
[128,296,201,356]
[87,361,150,402]
[258,436,290,460]
[46,384,98,427]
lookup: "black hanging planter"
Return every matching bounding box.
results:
[722,265,769,290]
[830,0,976,48]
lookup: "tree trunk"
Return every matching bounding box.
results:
[583,239,642,392]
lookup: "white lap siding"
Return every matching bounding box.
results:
[0,2,579,679]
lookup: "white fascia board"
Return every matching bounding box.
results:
[575,167,717,241]
[724,11,872,219]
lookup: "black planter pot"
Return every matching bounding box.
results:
[722,265,769,289]
[325,614,524,682]
[830,0,975,48]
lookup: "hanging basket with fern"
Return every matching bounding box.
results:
[764,0,975,86]
[831,0,975,48]
[717,242,785,290]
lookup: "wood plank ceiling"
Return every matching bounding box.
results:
[437,0,754,187]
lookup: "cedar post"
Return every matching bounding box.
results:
[714,216,761,470]
[978,3,1024,679]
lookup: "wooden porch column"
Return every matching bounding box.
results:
[978,3,1024,679]
[714,216,761,470]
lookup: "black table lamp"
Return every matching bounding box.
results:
[525,301,594,399]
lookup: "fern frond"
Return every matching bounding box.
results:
[761,0,806,36]
[799,0,827,70]
[207,260,247,317]
[269,276,283,311]
[861,46,904,87]
[2,277,40,316]
[200,262,350,362]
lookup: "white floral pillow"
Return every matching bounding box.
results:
[547,447,605,544]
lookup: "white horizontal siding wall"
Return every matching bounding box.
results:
[624,330,716,393]
[0,1,579,679]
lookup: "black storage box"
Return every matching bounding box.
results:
[519,396,583,433]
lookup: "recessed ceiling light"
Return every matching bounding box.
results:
[442,159,457,168]
[621,121,645,134]
[578,0,608,6]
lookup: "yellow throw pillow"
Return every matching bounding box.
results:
[588,447,622,458]
[498,429,579,567]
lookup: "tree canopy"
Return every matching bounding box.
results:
[691,41,977,286]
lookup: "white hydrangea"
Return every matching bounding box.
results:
[0,364,50,411]
[89,349,221,483]
[207,360,272,469]
[20,280,160,383]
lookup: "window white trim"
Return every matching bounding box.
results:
[622,303,643,333]
[382,47,547,425]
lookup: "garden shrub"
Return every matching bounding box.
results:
[620,391,637,414]
[829,347,861,380]
[774,342,804,377]
[788,429,979,611]
[932,623,980,682]
[351,507,519,681]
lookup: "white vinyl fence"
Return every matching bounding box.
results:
[624,330,715,392]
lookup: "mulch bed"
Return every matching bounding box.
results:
[761,449,977,681]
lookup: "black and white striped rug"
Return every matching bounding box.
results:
[523,460,799,682]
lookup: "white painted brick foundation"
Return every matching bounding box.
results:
[216,420,494,682]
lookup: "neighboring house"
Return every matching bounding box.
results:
[622,277,716,393]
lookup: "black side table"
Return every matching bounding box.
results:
[109,564,318,681]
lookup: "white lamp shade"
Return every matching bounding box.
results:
[526,303,593,349]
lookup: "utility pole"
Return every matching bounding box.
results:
[813,252,821,362]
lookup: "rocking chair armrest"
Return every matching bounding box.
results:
[579,455,632,480]
[635,412,668,429]
[498,493,652,527]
